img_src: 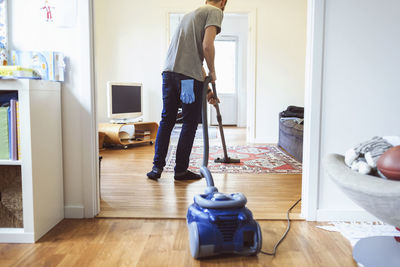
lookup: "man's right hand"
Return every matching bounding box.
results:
[207,90,220,106]
[209,71,217,83]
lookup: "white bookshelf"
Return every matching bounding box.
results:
[0,79,64,243]
[0,160,21,165]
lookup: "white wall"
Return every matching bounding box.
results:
[218,14,248,127]
[253,0,307,142]
[9,0,95,218]
[94,0,307,143]
[316,0,400,220]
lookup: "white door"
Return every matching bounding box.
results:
[210,37,238,126]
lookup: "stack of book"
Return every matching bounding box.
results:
[0,66,40,80]
[135,129,151,141]
[0,93,21,161]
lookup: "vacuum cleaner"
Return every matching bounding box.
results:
[186,77,262,259]
[210,82,241,164]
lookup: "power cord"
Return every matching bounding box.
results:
[260,198,302,256]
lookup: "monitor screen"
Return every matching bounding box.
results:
[111,85,141,114]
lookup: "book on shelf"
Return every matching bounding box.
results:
[135,129,151,135]
[9,99,18,161]
[0,106,9,159]
[16,101,21,160]
[134,129,151,141]
[135,135,151,141]
[8,104,11,158]
[134,132,150,136]
[135,133,150,138]
[0,95,19,161]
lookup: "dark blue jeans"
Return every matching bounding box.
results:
[153,71,203,173]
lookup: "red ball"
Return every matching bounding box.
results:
[377,146,400,180]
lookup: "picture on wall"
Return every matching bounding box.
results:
[41,0,55,22]
[38,0,77,28]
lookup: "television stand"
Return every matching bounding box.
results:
[98,121,158,148]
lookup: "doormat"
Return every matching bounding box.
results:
[170,124,218,140]
[164,144,302,174]
[317,222,400,247]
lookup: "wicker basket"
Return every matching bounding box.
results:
[0,187,23,228]
[99,132,106,150]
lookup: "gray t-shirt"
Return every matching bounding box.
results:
[164,5,223,82]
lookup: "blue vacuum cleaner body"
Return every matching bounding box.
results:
[187,78,262,259]
[187,191,262,258]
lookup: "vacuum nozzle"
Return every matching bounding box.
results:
[214,157,241,164]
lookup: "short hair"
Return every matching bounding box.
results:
[207,0,228,6]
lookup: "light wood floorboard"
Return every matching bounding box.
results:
[0,219,357,267]
[98,127,302,219]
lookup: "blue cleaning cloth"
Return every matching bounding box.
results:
[180,79,195,104]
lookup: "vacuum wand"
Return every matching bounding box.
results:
[210,82,241,164]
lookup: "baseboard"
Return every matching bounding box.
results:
[316,209,381,222]
[64,205,85,219]
[0,229,35,243]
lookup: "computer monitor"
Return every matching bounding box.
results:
[107,82,143,122]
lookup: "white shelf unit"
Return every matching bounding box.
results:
[0,79,64,243]
[0,160,21,165]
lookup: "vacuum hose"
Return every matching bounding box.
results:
[200,77,215,189]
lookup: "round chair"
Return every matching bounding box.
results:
[323,154,400,267]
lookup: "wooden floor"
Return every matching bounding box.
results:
[0,128,357,266]
[0,219,357,267]
[98,127,302,219]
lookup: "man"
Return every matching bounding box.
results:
[147,0,228,180]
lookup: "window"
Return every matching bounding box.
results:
[213,39,237,94]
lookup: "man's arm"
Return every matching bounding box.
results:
[202,66,219,106]
[203,26,217,82]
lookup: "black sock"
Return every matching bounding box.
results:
[174,170,202,181]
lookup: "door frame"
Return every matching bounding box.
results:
[85,1,325,221]
[301,0,326,220]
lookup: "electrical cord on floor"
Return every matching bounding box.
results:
[260,198,302,256]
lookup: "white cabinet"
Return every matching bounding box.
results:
[0,79,64,243]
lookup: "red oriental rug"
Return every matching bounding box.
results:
[164,145,302,174]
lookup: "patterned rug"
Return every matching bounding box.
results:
[317,222,400,247]
[164,144,302,174]
[170,124,218,140]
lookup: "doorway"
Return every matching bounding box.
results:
[92,3,307,220]
[211,36,239,126]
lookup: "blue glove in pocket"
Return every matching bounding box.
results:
[180,79,195,104]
